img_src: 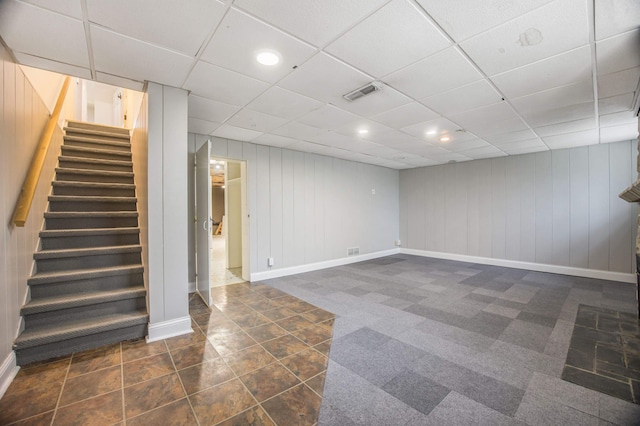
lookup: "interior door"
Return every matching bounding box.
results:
[195,141,212,306]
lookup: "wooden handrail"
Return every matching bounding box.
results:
[12,76,71,227]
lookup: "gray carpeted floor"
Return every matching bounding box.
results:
[261,254,640,425]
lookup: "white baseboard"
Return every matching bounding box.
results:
[188,280,196,293]
[400,248,636,283]
[146,316,193,343]
[0,351,19,400]
[250,248,401,282]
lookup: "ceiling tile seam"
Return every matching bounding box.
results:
[0,36,18,64]
[80,0,95,79]
[487,43,591,79]
[587,0,600,142]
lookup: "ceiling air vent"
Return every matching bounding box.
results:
[343,81,382,102]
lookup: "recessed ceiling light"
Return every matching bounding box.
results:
[426,129,437,136]
[256,50,280,66]
[440,136,450,142]
[358,129,369,134]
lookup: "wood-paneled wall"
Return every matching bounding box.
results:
[400,142,638,274]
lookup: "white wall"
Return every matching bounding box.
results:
[400,141,638,279]
[187,134,400,283]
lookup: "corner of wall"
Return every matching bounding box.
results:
[0,351,19,400]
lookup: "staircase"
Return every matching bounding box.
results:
[13,120,148,365]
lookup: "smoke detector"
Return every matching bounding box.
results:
[343,81,382,102]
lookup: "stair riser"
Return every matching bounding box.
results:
[52,185,136,197]
[36,252,142,273]
[48,200,137,212]
[58,159,132,173]
[41,233,140,250]
[65,134,131,145]
[45,216,138,230]
[15,323,147,365]
[30,272,144,299]
[66,121,130,135]
[55,171,134,184]
[61,147,131,161]
[63,139,131,152]
[24,297,146,329]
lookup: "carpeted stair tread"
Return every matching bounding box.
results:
[45,211,138,218]
[22,287,146,315]
[58,156,133,167]
[28,265,144,286]
[48,195,137,203]
[40,227,140,238]
[13,311,148,349]
[66,120,131,135]
[34,244,141,260]
[64,126,130,139]
[52,181,136,190]
[63,135,131,149]
[61,145,132,158]
[55,167,134,178]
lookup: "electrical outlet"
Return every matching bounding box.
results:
[395,240,402,247]
[371,189,376,195]
[267,257,274,267]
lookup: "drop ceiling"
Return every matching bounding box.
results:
[1,0,638,169]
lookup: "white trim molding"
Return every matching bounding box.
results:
[250,248,401,282]
[401,248,636,283]
[0,351,19,400]
[188,280,196,293]
[146,316,193,343]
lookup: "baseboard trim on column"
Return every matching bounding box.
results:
[146,316,193,343]
[0,351,19,399]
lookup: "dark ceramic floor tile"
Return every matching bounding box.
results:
[261,306,298,321]
[6,359,69,395]
[261,335,310,360]
[596,360,640,382]
[68,344,121,378]
[282,300,318,314]
[59,365,121,406]
[302,308,335,323]
[562,365,633,402]
[164,328,207,351]
[240,362,300,402]
[566,348,595,371]
[219,304,255,318]
[223,344,277,375]
[633,380,640,404]
[244,297,280,312]
[0,377,63,424]
[231,312,272,329]
[292,322,334,346]
[127,398,197,426]
[314,341,332,357]
[598,317,622,333]
[306,372,326,396]
[245,322,288,343]
[254,287,289,299]
[123,352,175,386]
[121,338,167,363]
[178,357,235,395]
[272,295,302,307]
[276,315,315,333]
[281,348,328,381]
[189,378,257,425]
[202,318,243,337]
[215,405,275,426]
[170,341,220,370]
[124,372,185,418]
[261,384,321,426]
[53,390,122,426]
[9,410,55,425]
[209,331,257,356]
[596,344,625,367]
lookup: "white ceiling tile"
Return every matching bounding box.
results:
[278,52,371,103]
[598,93,634,115]
[326,0,450,77]
[444,139,492,152]
[87,0,225,56]
[503,145,549,155]
[598,67,640,99]
[400,157,439,167]
[521,101,595,128]
[307,131,367,150]
[245,87,323,120]
[226,109,289,133]
[188,118,220,135]
[0,1,89,67]
[460,0,589,75]
[425,151,471,162]
[421,80,503,116]
[510,80,594,117]
[594,0,640,40]
[211,124,263,141]
[401,117,475,143]
[286,140,330,154]
[201,8,316,84]
[363,130,423,148]
[251,134,298,148]
[297,104,360,130]
[183,61,269,106]
[188,95,240,123]
[233,0,388,47]
[358,145,403,157]
[334,119,394,140]
[542,129,599,149]
[450,102,522,132]
[271,121,328,140]
[498,138,547,154]
[22,0,82,18]
[379,159,416,169]
[600,122,638,143]
[484,129,538,145]
[385,47,483,99]
[92,26,193,87]
[599,111,638,128]
[596,29,640,75]
[491,46,592,98]
[15,52,91,80]
[417,0,553,42]
[332,84,412,117]
[534,117,596,137]
[463,116,529,137]
[95,72,144,91]
[461,145,508,159]
[371,102,439,129]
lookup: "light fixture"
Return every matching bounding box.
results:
[358,129,369,135]
[256,50,280,66]
[440,136,450,142]
[221,185,226,189]
[426,129,437,136]
[215,164,221,169]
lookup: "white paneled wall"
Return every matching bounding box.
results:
[1,45,62,392]
[400,141,638,276]
[187,134,399,280]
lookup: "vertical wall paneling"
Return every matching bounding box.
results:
[467,161,481,256]
[491,158,507,258]
[242,142,258,272]
[520,154,536,262]
[454,163,469,254]
[281,149,294,268]
[210,136,227,158]
[608,141,632,273]
[256,145,270,271]
[478,159,493,257]
[535,151,553,265]
[505,156,521,260]
[314,156,326,261]
[407,169,426,250]
[0,49,7,359]
[227,139,242,159]
[292,151,306,266]
[269,147,283,268]
[588,144,610,271]
[399,164,409,249]
[570,147,590,268]
[304,154,317,262]
[444,164,458,253]
[433,166,447,251]
[552,149,571,266]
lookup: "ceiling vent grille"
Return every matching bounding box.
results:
[343,81,382,102]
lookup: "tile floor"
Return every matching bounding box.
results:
[0,283,335,425]
[210,235,245,287]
